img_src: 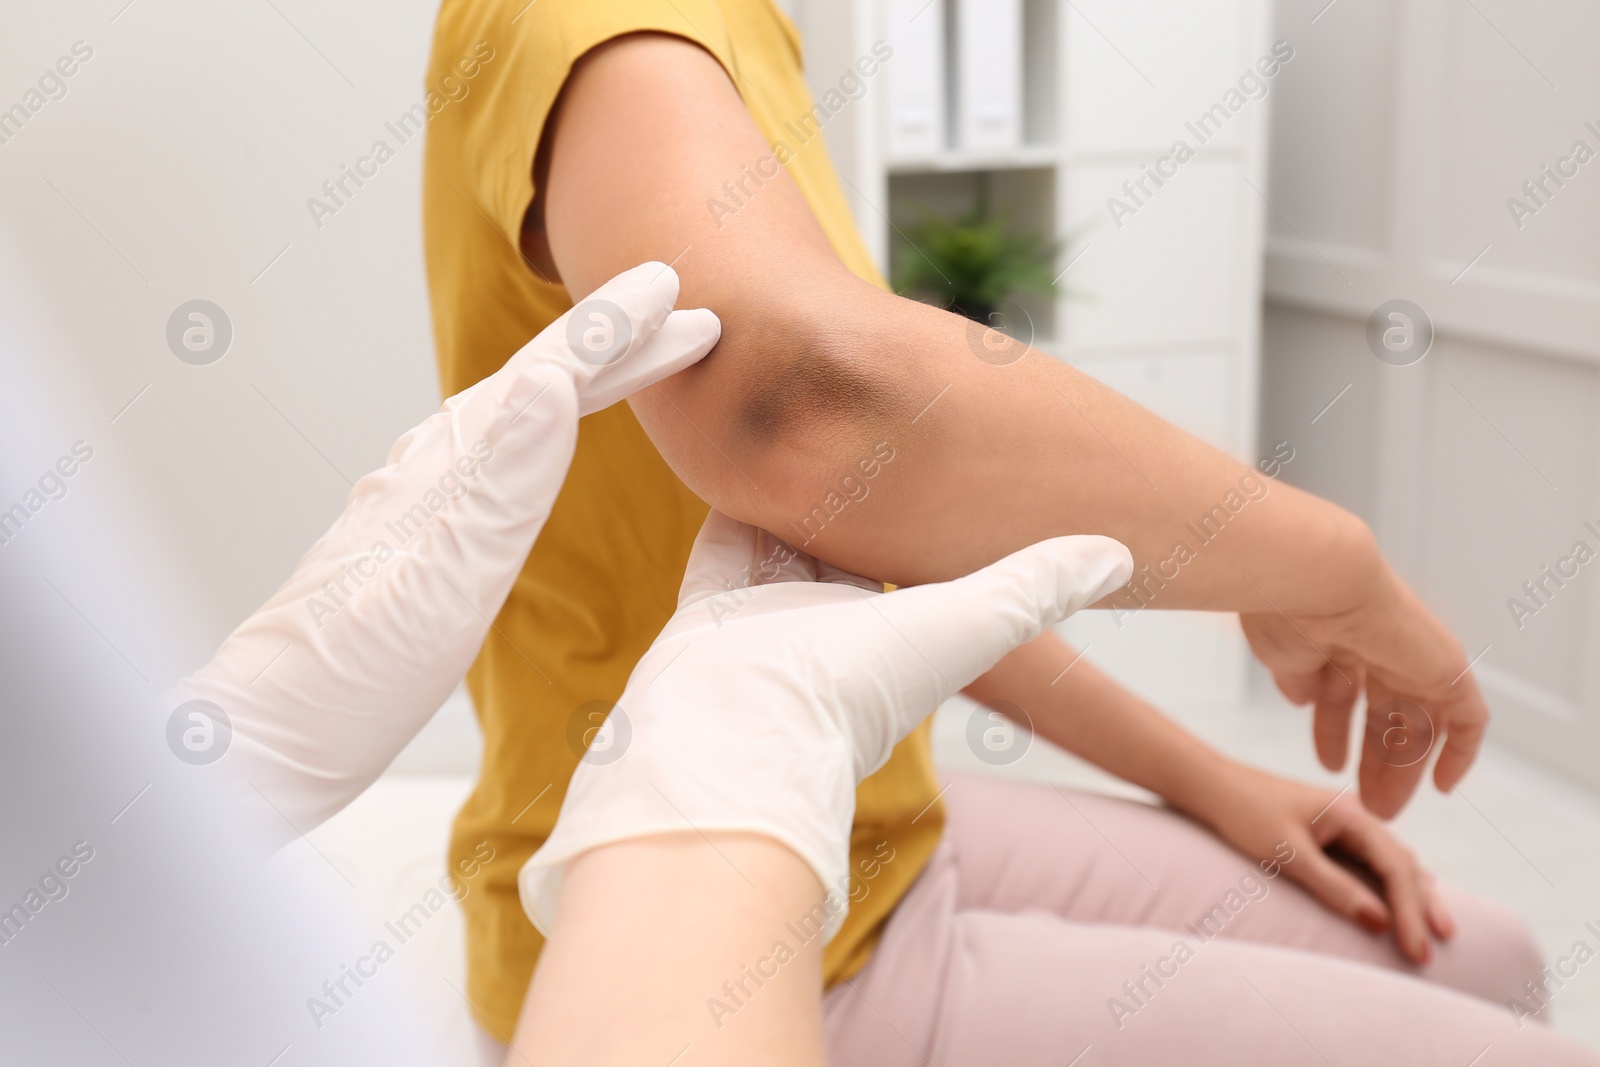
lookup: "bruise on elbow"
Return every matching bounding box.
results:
[734,332,900,449]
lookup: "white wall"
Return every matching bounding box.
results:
[0,0,449,681]
[1261,0,1600,786]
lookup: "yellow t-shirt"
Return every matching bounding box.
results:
[421,0,943,1036]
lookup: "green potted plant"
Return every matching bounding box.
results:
[891,185,1061,325]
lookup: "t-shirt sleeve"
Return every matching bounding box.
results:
[425,0,741,243]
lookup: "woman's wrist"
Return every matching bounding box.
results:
[1151,739,1245,829]
[1266,494,1390,618]
[1326,511,1394,616]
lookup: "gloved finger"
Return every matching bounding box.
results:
[446,357,578,473]
[424,264,693,454]
[572,260,682,357]
[494,262,685,409]
[813,557,883,592]
[385,372,493,468]
[496,363,580,448]
[753,527,818,586]
[357,362,575,532]
[677,511,762,608]
[577,307,722,416]
[872,534,1133,695]
[550,262,681,391]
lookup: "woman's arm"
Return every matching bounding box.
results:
[966,633,1456,964]
[532,32,1486,817]
[535,34,1364,608]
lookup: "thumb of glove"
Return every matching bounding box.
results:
[871,534,1133,698]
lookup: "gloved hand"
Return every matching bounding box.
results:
[519,513,1133,940]
[172,264,719,840]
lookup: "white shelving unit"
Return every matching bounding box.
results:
[795,0,1277,712]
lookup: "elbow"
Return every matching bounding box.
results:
[630,280,922,522]
[735,320,903,461]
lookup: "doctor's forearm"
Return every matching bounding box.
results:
[511,834,825,1067]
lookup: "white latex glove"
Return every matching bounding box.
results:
[172,264,719,841]
[520,513,1132,940]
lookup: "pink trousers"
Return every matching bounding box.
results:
[823,774,1598,1066]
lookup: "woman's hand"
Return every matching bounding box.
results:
[1240,541,1490,820]
[1189,758,1456,964]
[965,627,1462,965]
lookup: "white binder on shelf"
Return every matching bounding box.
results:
[886,0,946,160]
[949,0,1023,154]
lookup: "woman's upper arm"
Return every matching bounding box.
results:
[538,33,840,300]
[535,32,908,523]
